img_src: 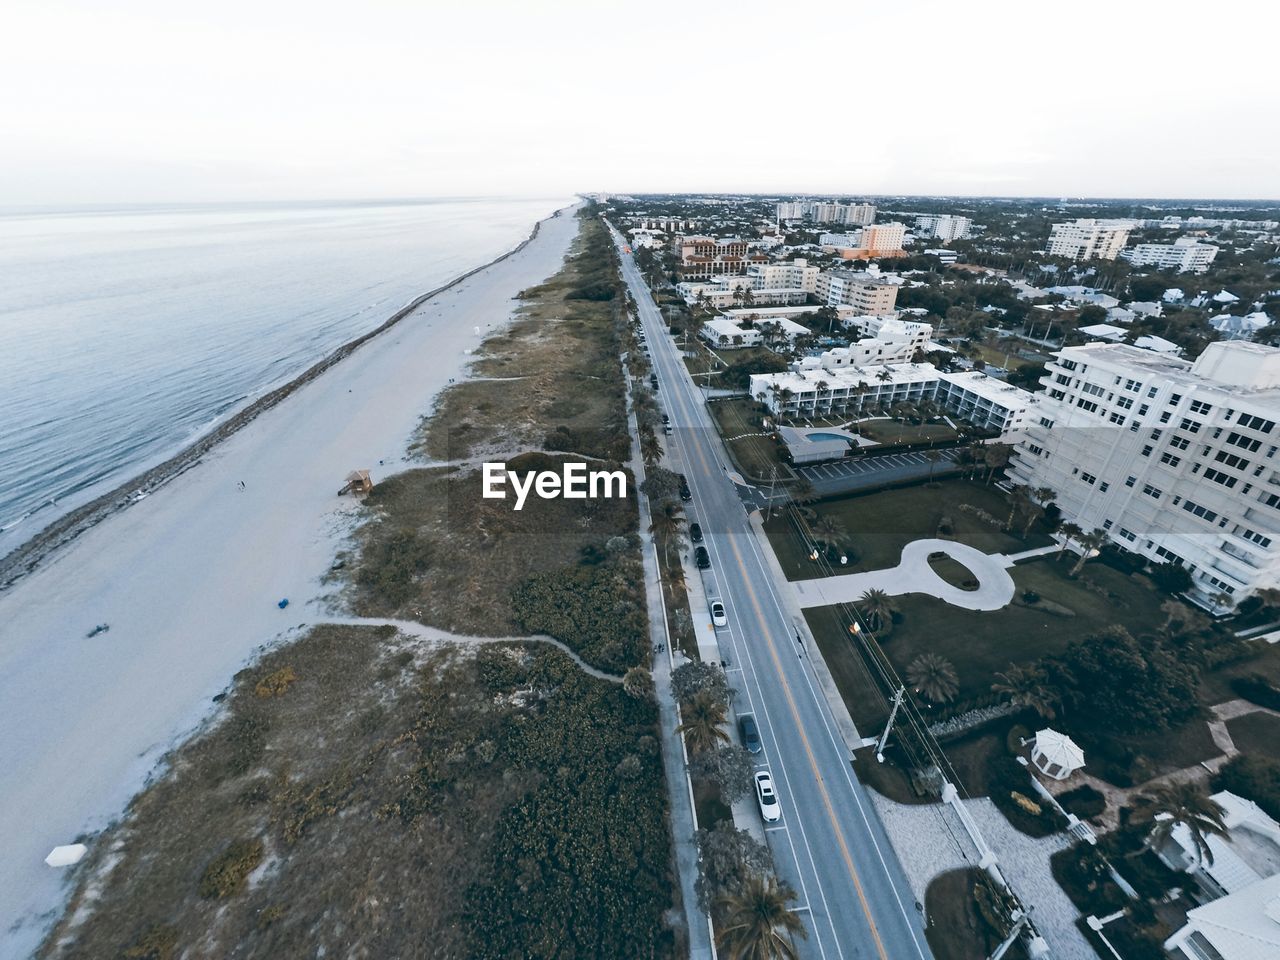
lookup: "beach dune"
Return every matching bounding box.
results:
[0,205,579,955]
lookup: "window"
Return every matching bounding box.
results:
[1077,399,1099,413]
[1139,404,1150,416]
[1026,443,1044,456]
[1102,519,1113,529]
[1049,389,1065,401]
[1099,482,1110,492]
[1263,492,1280,510]
[1153,545,1183,565]
[1124,378,1141,392]
[1055,373,1071,386]
[1149,428,1162,440]
[1239,413,1276,433]
[1190,399,1212,415]
[1039,417,1055,429]
[1160,452,1181,467]
[1170,393,1183,405]
[1147,386,1158,398]
[1170,435,1191,450]
[1118,528,1137,542]
[1081,472,1097,485]
[1125,475,1137,487]
[1180,418,1201,433]
[1182,500,1218,522]
[1215,451,1250,470]
[1109,412,1126,425]
[1082,382,1105,397]
[1203,468,1237,488]
[1160,411,1171,423]
[1142,483,1162,499]
[1141,445,1153,456]
[1240,528,1273,548]
[1227,431,1262,452]
[1059,359,1078,372]
[1117,396,1134,410]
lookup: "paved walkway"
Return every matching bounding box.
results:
[871,793,1097,960]
[792,538,1017,612]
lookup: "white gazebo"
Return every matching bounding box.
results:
[1030,728,1085,781]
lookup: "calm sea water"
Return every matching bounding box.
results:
[0,196,571,552]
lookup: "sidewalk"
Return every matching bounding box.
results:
[625,371,715,960]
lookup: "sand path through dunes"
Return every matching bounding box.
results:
[0,205,580,956]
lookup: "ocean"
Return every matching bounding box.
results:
[0,196,571,553]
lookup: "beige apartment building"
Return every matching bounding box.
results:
[815,268,900,314]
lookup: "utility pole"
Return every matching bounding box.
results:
[989,909,1034,960]
[764,466,778,520]
[876,685,906,763]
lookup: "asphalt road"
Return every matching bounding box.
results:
[613,229,934,960]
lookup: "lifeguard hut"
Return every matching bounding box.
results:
[339,470,374,496]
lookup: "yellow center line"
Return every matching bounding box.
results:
[725,534,890,960]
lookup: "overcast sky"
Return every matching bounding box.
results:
[3,0,1276,205]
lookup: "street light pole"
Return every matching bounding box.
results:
[875,684,907,764]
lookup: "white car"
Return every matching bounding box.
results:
[754,770,781,823]
[710,600,727,627]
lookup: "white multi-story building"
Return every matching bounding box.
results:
[1046,219,1133,261]
[1008,340,1280,606]
[810,202,876,225]
[750,362,1037,437]
[746,259,820,293]
[815,268,901,313]
[793,319,933,370]
[700,315,810,349]
[1122,237,1220,274]
[776,201,808,220]
[820,232,862,248]
[915,215,973,242]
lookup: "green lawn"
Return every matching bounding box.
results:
[804,606,889,730]
[766,479,1050,580]
[1200,642,1280,706]
[1226,712,1280,762]
[854,418,959,446]
[880,557,1170,701]
[708,398,790,482]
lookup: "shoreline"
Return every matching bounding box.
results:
[0,208,560,590]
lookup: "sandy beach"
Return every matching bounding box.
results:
[0,204,579,956]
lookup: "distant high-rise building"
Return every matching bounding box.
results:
[776,201,808,221]
[809,202,876,225]
[1046,219,1132,261]
[1122,237,1219,274]
[915,214,972,242]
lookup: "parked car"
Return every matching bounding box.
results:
[663,424,673,435]
[689,522,703,543]
[661,413,669,424]
[678,474,692,501]
[694,546,710,569]
[710,600,727,627]
[739,714,762,754]
[754,770,780,822]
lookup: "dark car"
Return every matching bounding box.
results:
[661,413,670,425]
[694,546,710,569]
[678,474,692,501]
[739,714,762,754]
[689,522,703,543]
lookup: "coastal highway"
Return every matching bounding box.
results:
[611,228,933,960]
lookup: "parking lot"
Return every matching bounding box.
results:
[798,448,962,486]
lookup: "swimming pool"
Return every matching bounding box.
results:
[804,432,853,442]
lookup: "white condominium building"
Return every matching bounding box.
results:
[810,202,877,225]
[1008,341,1280,606]
[793,319,933,370]
[815,269,901,314]
[776,201,808,220]
[1046,219,1133,261]
[750,362,1037,437]
[746,259,821,293]
[915,215,973,241]
[1122,237,1220,274]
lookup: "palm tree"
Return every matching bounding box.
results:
[907,653,959,703]
[983,442,1013,485]
[1022,486,1056,537]
[715,873,808,960]
[925,448,943,483]
[1069,527,1108,577]
[1129,781,1228,866]
[649,500,686,562]
[676,692,730,754]
[1254,586,1280,614]
[858,588,892,632]
[1056,521,1083,560]
[640,431,663,467]
[991,663,1061,720]
[663,560,687,593]
[1005,484,1031,530]
[790,477,817,506]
